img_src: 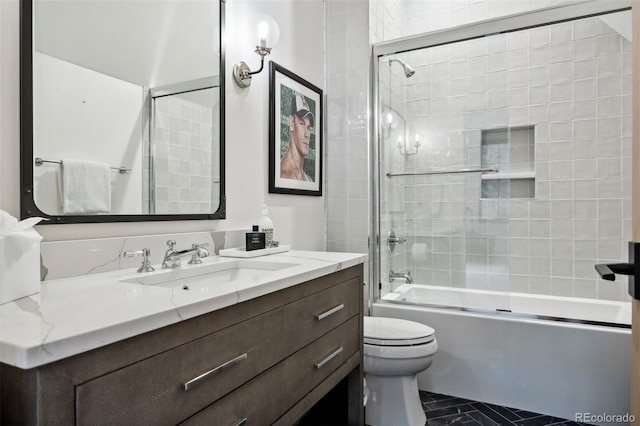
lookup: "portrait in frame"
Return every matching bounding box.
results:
[269,61,323,196]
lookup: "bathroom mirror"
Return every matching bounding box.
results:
[20,0,226,223]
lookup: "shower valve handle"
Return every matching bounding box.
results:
[386,229,406,253]
[388,236,406,243]
[594,242,640,300]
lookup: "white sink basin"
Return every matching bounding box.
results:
[119,259,299,289]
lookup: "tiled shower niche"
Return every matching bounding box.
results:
[481,126,536,199]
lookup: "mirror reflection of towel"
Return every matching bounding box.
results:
[61,159,111,214]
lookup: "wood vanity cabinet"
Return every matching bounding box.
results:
[1,264,364,426]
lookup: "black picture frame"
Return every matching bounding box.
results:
[268,61,323,196]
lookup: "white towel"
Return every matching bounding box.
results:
[61,159,111,214]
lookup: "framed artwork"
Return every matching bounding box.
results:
[269,61,323,196]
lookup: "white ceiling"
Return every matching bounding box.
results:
[34,0,220,88]
[599,11,631,42]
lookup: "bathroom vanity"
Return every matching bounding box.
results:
[0,251,365,425]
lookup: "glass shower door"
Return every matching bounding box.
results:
[377,38,513,313]
[149,82,220,215]
[375,8,633,317]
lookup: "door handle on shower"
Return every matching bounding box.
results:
[594,263,634,281]
[594,242,640,300]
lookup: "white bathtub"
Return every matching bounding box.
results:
[373,284,632,425]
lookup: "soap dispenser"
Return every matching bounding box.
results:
[258,204,274,248]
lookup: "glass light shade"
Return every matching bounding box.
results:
[249,14,280,49]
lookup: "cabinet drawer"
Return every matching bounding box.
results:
[76,306,285,425]
[181,316,360,426]
[282,275,359,343]
[76,277,359,425]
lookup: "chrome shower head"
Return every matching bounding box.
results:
[389,58,415,78]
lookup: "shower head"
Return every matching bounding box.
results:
[389,58,415,78]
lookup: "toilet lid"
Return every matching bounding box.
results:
[364,316,435,346]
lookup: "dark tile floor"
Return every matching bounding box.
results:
[421,391,591,426]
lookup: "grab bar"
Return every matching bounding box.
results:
[386,167,498,177]
[34,157,131,174]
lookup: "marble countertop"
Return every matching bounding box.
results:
[0,250,366,369]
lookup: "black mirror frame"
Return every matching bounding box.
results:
[19,0,226,224]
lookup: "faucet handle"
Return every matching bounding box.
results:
[192,242,210,249]
[123,248,155,273]
[188,243,211,265]
[123,248,150,258]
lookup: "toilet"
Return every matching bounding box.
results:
[363,316,438,426]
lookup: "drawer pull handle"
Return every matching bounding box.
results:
[182,353,248,391]
[231,418,248,426]
[314,346,343,369]
[315,304,344,320]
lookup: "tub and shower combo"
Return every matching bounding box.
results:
[369,1,632,422]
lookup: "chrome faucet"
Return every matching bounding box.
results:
[389,270,413,284]
[162,240,210,269]
[123,248,155,273]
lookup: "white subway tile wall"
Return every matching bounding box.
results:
[326,0,371,259]
[392,15,631,301]
[325,0,629,301]
[144,90,220,215]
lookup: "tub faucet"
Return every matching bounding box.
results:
[162,240,210,269]
[389,270,413,284]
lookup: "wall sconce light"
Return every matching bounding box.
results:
[397,133,421,156]
[380,108,398,139]
[233,15,280,88]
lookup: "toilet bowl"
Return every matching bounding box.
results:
[363,316,437,426]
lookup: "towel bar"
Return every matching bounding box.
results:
[34,157,131,174]
[386,167,498,177]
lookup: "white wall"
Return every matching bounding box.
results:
[33,53,144,215]
[0,0,326,251]
[0,0,20,219]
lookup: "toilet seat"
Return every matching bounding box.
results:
[364,316,435,346]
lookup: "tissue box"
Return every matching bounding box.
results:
[0,236,42,304]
